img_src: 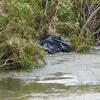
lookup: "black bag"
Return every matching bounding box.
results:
[40,36,72,54]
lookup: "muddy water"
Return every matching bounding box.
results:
[0,47,100,100]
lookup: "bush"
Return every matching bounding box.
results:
[0,0,46,70]
[70,34,93,52]
[0,36,46,70]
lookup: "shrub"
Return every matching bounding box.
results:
[70,34,94,52]
[0,0,46,70]
[0,36,46,70]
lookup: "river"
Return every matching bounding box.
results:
[0,47,100,100]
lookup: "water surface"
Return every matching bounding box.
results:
[0,47,100,100]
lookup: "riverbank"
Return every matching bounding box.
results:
[0,0,99,70]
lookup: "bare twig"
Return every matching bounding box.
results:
[81,5,100,34]
[44,0,49,16]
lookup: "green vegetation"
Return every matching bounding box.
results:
[0,0,47,70]
[0,0,100,70]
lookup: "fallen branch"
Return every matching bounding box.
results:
[0,59,10,68]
